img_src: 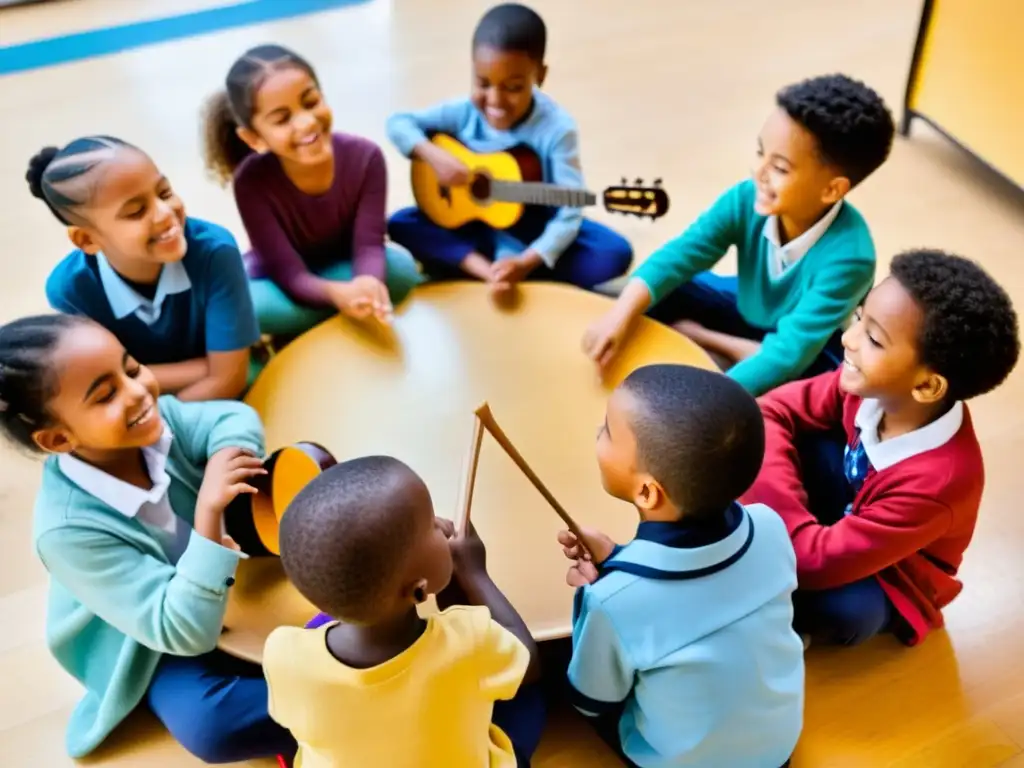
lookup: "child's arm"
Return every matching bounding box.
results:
[234,178,334,310]
[37,524,242,655]
[727,259,875,395]
[582,183,745,367]
[173,242,259,402]
[385,99,476,158]
[523,129,585,268]
[567,589,634,718]
[349,144,389,283]
[157,395,265,464]
[443,525,541,684]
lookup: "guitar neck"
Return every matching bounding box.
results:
[490,181,597,208]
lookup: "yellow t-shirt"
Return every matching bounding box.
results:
[263,605,529,768]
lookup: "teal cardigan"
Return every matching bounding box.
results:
[31,395,265,758]
[632,179,877,395]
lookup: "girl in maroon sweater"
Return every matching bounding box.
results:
[202,45,422,339]
[745,250,1019,647]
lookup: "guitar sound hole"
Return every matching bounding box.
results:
[469,174,492,203]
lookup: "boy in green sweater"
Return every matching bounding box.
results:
[583,74,895,396]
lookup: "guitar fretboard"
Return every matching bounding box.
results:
[490,181,597,208]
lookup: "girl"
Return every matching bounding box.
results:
[29,137,261,402]
[0,314,295,764]
[202,44,422,339]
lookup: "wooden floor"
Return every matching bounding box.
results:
[1,1,1023,766]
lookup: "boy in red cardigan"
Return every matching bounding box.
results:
[744,249,1019,647]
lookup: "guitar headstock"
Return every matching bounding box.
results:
[602,178,670,221]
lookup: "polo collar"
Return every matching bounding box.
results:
[57,425,174,517]
[97,254,191,323]
[854,398,964,471]
[762,200,843,267]
[600,504,754,581]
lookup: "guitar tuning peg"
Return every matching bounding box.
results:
[653,178,663,186]
[634,177,643,186]
[620,177,628,186]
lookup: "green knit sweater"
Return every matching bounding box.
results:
[633,179,877,395]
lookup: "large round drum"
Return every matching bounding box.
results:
[220,281,715,663]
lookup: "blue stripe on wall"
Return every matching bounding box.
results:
[0,0,368,77]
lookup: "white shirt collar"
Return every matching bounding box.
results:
[854,399,964,471]
[97,255,191,324]
[763,200,843,275]
[57,426,174,517]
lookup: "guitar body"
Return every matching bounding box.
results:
[410,134,543,230]
[224,442,337,557]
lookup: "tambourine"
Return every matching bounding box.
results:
[224,442,337,556]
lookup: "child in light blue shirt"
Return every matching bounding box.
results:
[386,3,631,294]
[558,364,804,767]
[0,314,294,764]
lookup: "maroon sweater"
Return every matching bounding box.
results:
[742,369,984,645]
[233,133,388,309]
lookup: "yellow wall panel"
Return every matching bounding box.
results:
[907,0,1024,187]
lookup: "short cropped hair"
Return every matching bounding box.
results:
[279,456,428,623]
[776,74,895,187]
[472,3,547,62]
[890,249,1020,402]
[620,364,765,520]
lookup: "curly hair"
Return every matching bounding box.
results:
[776,74,895,187]
[891,249,1020,402]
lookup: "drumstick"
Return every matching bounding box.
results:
[474,403,586,543]
[453,412,485,535]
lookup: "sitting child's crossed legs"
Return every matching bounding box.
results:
[791,431,894,646]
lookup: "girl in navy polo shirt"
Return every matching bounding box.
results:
[28,136,260,402]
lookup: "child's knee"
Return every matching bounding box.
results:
[386,207,426,242]
[384,243,425,303]
[822,586,890,646]
[174,715,241,764]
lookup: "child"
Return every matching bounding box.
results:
[557,364,804,767]
[744,249,1020,647]
[31,137,260,401]
[203,44,422,338]
[0,314,294,763]
[583,74,896,396]
[385,3,632,295]
[263,456,545,767]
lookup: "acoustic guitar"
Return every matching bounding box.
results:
[224,442,336,557]
[410,133,670,230]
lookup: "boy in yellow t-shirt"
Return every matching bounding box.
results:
[262,456,544,768]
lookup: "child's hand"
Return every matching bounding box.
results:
[449,523,488,579]
[327,277,393,323]
[429,150,471,188]
[566,559,600,587]
[195,448,267,542]
[558,527,617,566]
[488,251,542,295]
[582,309,632,369]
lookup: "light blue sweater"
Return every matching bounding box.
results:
[386,88,584,266]
[32,395,264,758]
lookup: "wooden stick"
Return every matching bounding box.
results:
[474,403,586,542]
[453,412,485,535]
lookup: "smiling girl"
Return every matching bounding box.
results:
[0,314,295,763]
[202,44,421,340]
[31,137,260,402]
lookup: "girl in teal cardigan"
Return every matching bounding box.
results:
[0,314,296,763]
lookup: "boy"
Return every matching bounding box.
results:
[583,74,896,396]
[745,250,1020,647]
[557,364,804,767]
[386,3,632,295]
[263,456,545,768]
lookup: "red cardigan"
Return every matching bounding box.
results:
[742,370,984,645]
